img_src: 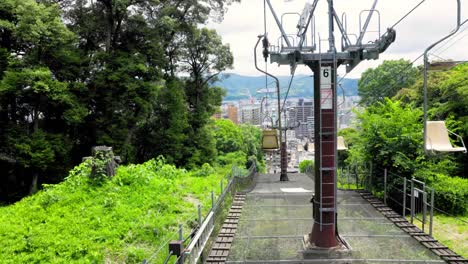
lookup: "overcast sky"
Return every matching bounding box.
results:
[208,0,468,79]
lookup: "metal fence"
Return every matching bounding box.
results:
[337,162,371,190]
[339,163,468,237]
[143,163,257,264]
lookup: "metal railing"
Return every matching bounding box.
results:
[184,211,215,263]
[337,162,371,190]
[143,163,257,264]
[339,163,468,237]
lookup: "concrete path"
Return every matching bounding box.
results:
[226,173,445,263]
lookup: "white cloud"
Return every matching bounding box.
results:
[208,0,468,78]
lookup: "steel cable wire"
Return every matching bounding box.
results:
[431,19,468,54]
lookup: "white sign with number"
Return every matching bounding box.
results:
[321,66,332,85]
[320,66,333,109]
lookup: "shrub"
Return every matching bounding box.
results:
[429,174,468,215]
[0,158,235,263]
[299,160,314,173]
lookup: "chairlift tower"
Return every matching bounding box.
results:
[258,0,396,249]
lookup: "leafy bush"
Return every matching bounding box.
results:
[346,98,467,214]
[192,163,215,177]
[212,119,265,171]
[217,151,247,167]
[347,99,423,178]
[299,160,314,173]
[428,174,468,215]
[0,159,233,263]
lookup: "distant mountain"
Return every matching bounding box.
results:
[213,73,359,101]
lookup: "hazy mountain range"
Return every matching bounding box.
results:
[214,73,359,101]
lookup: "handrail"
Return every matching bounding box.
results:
[145,163,257,264]
[184,211,214,263]
[447,129,467,153]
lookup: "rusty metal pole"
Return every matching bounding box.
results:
[308,62,339,248]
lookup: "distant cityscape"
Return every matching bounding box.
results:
[214,95,361,172]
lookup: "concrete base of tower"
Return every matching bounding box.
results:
[302,233,352,259]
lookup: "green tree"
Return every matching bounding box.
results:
[0,0,240,201]
[180,28,233,166]
[59,0,234,166]
[358,59,418,106]
[395,63,468,177]
[0,0,83,195]
[212,119,243,154]
[135,79,189,166]
[239,124,264,169]
[347,99,424,177]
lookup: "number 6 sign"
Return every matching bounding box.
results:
[321,66,331,85]
[320,66,333,109]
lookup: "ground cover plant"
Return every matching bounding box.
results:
[411,214,468,258]
[0,158,234,263]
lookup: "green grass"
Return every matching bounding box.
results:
[410,214,468,258]
[337,182,360,190]
[0,159,233,263]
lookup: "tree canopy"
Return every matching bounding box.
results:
[0,0,239,202]
[358,59,419,106]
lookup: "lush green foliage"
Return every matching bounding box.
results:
[344,97,468,214]
[358,59,419,106]
[212,119,265,170]
[396,63,468,177]
[0,158,233,263]
[347,99,424,176]
[428,174,468,215]
[0,0,238,201]
[299,160,314,173]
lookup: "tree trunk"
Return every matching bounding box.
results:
[100,0,114,53]
[29,172,38,194]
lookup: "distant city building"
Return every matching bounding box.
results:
[240,104,261,125]
[227,104,238,124]
[289,99,314,141]
[213,103,239,124]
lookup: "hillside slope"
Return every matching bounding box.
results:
[0,159,232,263]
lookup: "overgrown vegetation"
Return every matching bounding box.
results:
[0,0,240,202]
[345,62,468,215]
[0,158,236,263]
[0,109,262,263]
[299,160,314,174]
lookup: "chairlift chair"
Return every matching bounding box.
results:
[262,129,279,150]
[422,2,466,155]
[425,121,467,153]
[337,136,348,151]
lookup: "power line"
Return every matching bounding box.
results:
[431,22,468,55]
[389,0,426,31]
[358,53,423,104]
[280,68,297,114]
[436,30,468,56]
[380,0,426,39]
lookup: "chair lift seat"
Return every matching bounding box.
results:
[262,129,279,150]
[426,121,467,153]
[337,136,348,151]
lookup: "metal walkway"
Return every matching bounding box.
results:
[223,173,447,264]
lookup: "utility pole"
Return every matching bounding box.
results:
[260,0,396,250]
